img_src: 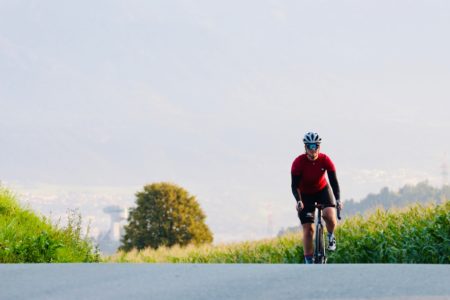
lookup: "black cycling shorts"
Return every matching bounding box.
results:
[298,185,336,224]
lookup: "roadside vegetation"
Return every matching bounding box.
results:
[2,184,448,264]
[0,187,99,263]
[106,201,449,263]
[332,201,449,263]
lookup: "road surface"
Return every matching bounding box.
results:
[0,264,449,299]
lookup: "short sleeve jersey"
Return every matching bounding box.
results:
[291,153,336,194]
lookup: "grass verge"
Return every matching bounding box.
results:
[0,187,99,263]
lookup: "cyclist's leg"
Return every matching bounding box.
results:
[302,223,315,259]
[318,185,337,233]
[298,194,315,262]
[322,207,337,233]
[317,185,338,251]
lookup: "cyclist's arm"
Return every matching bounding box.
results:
[327,171,340,201]
[291,174,303,203]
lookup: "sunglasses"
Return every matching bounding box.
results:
[305,143,319,150]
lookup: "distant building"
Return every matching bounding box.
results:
[96,205,127,255]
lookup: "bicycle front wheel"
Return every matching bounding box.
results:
[314,224,327,264]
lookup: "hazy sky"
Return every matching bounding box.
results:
[1,0,450,242]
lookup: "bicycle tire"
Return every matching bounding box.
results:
[319,225,327,264]
[314,224,326,264]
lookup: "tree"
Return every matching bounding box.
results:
[120,182,213,251]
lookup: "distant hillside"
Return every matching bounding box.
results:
[278,181,449,236]
[0,187,99,263]
[343,181,449,216]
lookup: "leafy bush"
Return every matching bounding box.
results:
[0,188,99,263]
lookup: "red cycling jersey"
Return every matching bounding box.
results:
[291,153,336,194]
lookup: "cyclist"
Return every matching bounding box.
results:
[291,132,342,264]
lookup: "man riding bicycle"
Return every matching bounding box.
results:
[291,132,342,264]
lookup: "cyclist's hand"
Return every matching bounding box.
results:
[296,201,304,212]
[336,200,343,210]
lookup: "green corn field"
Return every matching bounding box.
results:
[331,201,450,263]
[106,201,449,263]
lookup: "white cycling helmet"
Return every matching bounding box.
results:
[303,132,322,144]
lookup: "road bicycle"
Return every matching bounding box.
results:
[313,204,341,264]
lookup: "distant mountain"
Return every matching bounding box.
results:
[343,181,449,217]
[277,181,450,237]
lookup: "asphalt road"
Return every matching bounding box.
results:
[0,264,449,300]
